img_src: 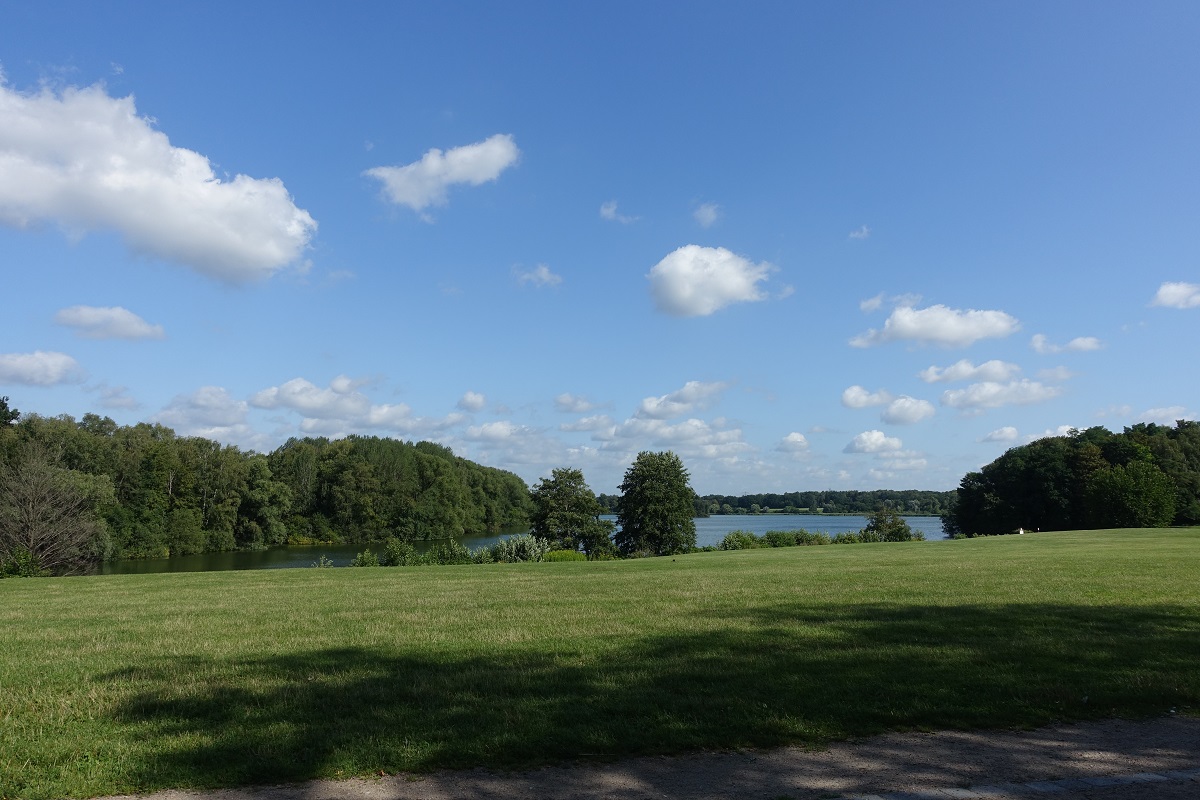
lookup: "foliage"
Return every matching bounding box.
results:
[427,539,473,566]
[615,451,697,557]
[761,530,799,547]
[348,550,380,567]
[692,488,956,516]
[944,422,1200,535]
[719,530,761,550]
[379,537,420,566]
[861,509,923,542]
[490,533,550,563]
[0,441,112,575]
[0,546,48,577]
[529,467,615,555]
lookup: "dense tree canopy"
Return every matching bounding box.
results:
[0,408,532,566]
[615,451,697,557]
[529,467,615,556]
[943,422,1200,535]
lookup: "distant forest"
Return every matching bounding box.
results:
[598,489,957,517]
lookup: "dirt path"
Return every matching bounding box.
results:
[106,716,1199,800]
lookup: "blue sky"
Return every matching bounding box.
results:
[2,1,1198,495]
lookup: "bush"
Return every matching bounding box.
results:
[543,549,587,562]
[349,550,380,567]
[862,509,923,542]
[0,547,49,578]
[310,554,335,568]
[491,534,550,563]
[427,539,472,566]
[380,537,420,566]
[795,530,832,546]
[831,532,862,545]
[762,530,799,547]
[471,547,495,564]
[719,530,761,550]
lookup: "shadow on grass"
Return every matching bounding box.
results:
[102,602,1200,791]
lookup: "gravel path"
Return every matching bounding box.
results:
[105,716,1199,800]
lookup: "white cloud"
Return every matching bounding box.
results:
[980,426,1019,443]
[775,432,810,453]
[54,305,165,340]
[941,379,1062,411]
[647,245,775,317]
[848,224,870,240]
[859,293,885,312]
[555,393,597,413]
[609,416,752,460]
[457,391,486,412]
[155,386,248,429]
[1031,334,1102,354]
[881,396,935,425]
[1026,425,1079,442]
[514,264,562,287]
[919,359,1021,384]
[0,350,84,385]
[465,420,525,441]
[1037,366,1077,382]
[251,376,372,419]
[1150,281,1200,309]
[844,430,903,454]
[0,81,316,283]
[636,380,728,419]
[364,133,519,215]
[559,414,615,433]
[600,200,637,224]
[851,303,1020,348]
[1138,406,1194,424]
[94,383,139,410]
[693,202,720,228]
[841,385,893,408]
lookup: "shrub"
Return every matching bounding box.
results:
[380,537,420,566]
[0,547,49,578]
[310,554,335,569]
[831,532,862,545]
[795,530,832,546]
[762,530,799,547]
[719,530,761,550]
[491,534,551,563]
[543,549,587,562]
[427,539,472,566]
[349,550,380,567]
[861,509,923,542]
[471,547,495,564]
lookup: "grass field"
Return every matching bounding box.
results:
[2,529,1198,800]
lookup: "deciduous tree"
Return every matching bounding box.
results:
[615,451,696,557]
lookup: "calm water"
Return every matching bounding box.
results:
[99,514,946,575]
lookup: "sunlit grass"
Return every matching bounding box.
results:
[1,528,1198,799]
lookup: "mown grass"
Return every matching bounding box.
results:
[2,528,1198,799]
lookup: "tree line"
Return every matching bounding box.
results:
[0,398,531,573]
[942,421,1200,536]
[597,489,956,517]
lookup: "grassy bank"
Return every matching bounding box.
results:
[2,529,1198,799]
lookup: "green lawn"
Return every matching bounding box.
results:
[2,529,1198,799]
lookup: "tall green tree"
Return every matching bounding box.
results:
[529,467,615,556]
[615,451,696,557]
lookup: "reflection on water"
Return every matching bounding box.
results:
[100,514,946,574]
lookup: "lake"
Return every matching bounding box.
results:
[99,514,947,575]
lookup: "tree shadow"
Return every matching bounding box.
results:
[101,602,1200,792]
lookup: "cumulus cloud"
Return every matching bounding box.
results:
[608,416,752,460]
[555,393,597,413]
[457,391,486,412]
[841,385,893,408]
[881,397,935,425]
[54,305,164,340]
[919,359,1020,384]
[559,414,615,433]
[1026,425,1079,442]
[844,430,903,454]
[514,264,562,287]
[0,80,316,283]
[859,293,885,313]
[1031,334,1102,354]
[647,245,775,317]
[1150,281,1200,309]
[980,426,1019,443]
[693,202,720,228]
[941,379,1062,411]
[155,386,248,429]
[600,200,637,224]
[848,224,870,240]
[0,350,84,385]
[636,380,728,419]
[251,376,372,419]
[1138,406,1194,424]
[364,133,518,216]
[94,383,139,410]
[850,303,1020,348]
[775,432,810,453]
[1037,366,1077,382]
